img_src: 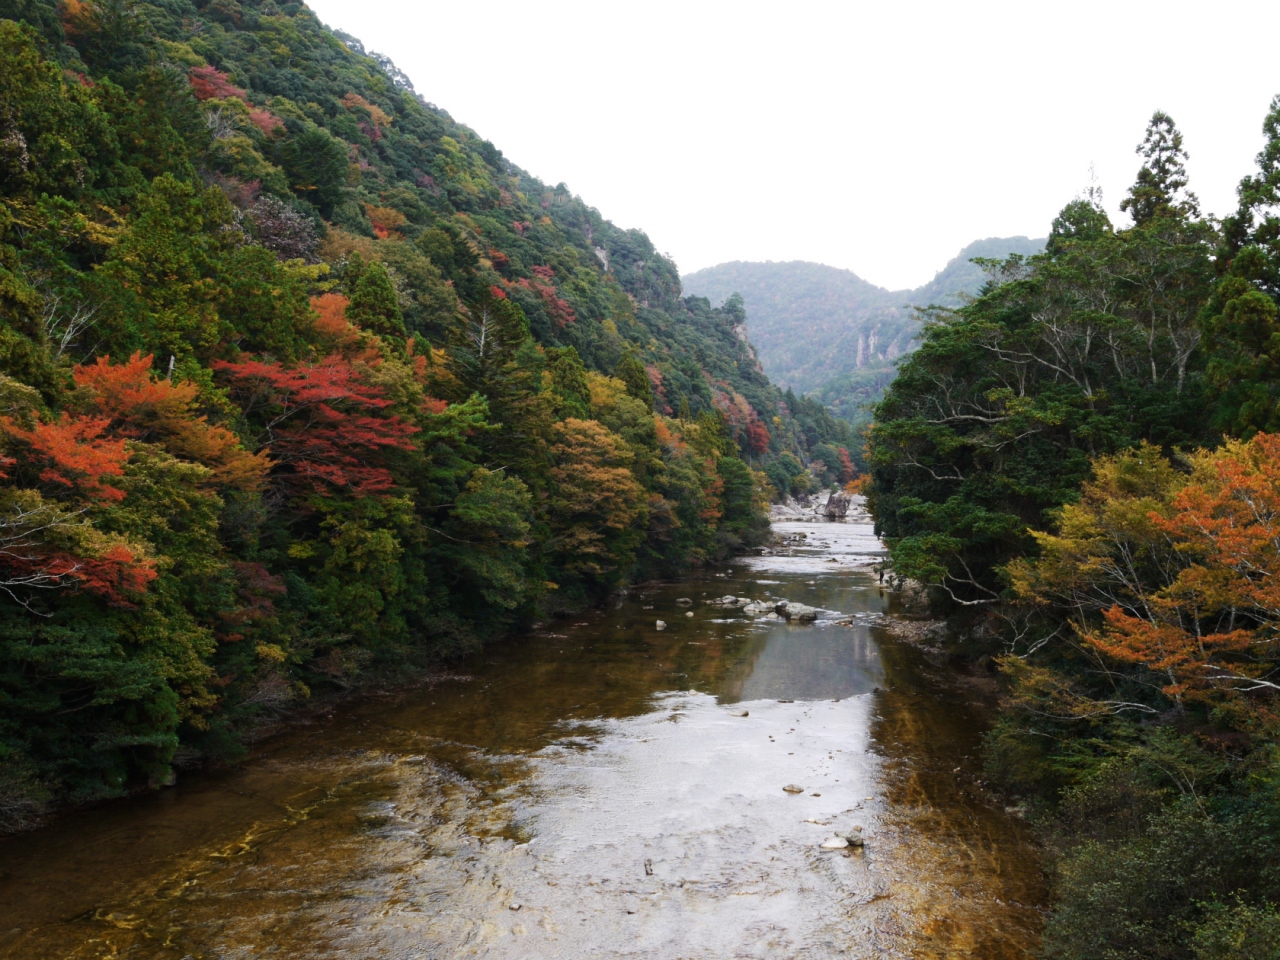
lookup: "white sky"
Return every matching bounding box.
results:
[306,0,1280,291]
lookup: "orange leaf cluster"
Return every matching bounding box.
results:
[0,413,128,502]
[310,294,360,349]
[340,93,392,129]
[73,353,269,490]
[364,204,407,239]
[1087,433,1280,714]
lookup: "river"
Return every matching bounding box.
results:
[0,508,1045,958]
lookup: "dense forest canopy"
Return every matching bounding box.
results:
[681,238,1044,429]
[869,105,1280,958]
[0,0,861,829]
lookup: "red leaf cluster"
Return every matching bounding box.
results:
[513,277,576,328]
[189,65,247,102]
[214,354,419,499]
[745,420,771,455]
[248,108,284,136]
[836,446,855,484]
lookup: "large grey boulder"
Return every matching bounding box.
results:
[824,491,851,519]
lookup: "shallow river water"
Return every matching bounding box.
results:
[0,511,1045,958]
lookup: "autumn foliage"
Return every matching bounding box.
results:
[214,354,418,498]
[0,413,128,503]
[1091,436,1280,716]
[1012,438,1280,725]
[189,65,247,102]
[73,353,269,490]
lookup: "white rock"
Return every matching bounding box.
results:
[820,836,850,850]
[684,611,694,618]
[655,620,666,630]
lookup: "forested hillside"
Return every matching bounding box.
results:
[0,0,858,829]
[682,237,1044,427]
[870,109,1280,958]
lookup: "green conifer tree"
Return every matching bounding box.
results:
[1120,111,1200,226]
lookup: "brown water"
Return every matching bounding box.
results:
[0,514,1045,958]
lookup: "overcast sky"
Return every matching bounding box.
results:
[306,0,1280,291]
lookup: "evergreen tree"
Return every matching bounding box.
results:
[1120,110,1200,226]
[346,257,406,341]
[547,347,591,420]
[614,352,654,411]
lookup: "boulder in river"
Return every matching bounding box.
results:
[782,784,805,794]
[675,598,693,606]
[823,491,851,520]
[655,620,666,630]
[776,601,819,621]
[820,836,849,850]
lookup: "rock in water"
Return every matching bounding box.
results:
[684,611,694,618]
[823,491,851,519]
[782,784,804,794]
[729,709,749,717]
[675,598,693,606]
[820,836,850,850]
[776,601,819,621]
[655,620,666,630]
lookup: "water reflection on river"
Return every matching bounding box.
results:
[0,513,1045,958]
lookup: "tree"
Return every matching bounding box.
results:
[73,353,268,490]
[1120,111,1200,226]
[547,418,645,586]
[345,255,406,341]
[214,354,418,500]
[548,347,591,419]
[870,185,1214,604]
[276,124,348,217]
[615,352,654,411]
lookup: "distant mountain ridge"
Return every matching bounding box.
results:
[681,237,1046,423]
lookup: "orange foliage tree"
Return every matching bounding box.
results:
[1011,438,1280,725]
[73,353,268,490]
[0,409,156,605]
[548,418,645,578]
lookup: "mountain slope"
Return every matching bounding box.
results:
[0,0,863,825]
[682,237,1046,423]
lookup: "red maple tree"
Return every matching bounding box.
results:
[189,65,247,102]
[214,354,419,499]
